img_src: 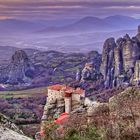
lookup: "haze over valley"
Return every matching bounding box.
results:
[0,15,139,53]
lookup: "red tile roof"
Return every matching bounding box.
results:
[48,84,64,91]
[48,84,73,91]
[75,88,85,94]
[48,84,84,94]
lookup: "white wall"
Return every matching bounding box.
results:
[72,94,80,102]
[65,97,72,114]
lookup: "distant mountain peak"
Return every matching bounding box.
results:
[76,16,101,23]
[105,15,136,20]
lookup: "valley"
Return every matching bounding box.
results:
[0,15,140,140]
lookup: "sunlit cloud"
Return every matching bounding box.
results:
[0,16,10,19]
[107,6,140,10]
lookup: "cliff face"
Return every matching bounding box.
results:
[100,38,116,88]
[101,26,140,88]
[123,34,140,72]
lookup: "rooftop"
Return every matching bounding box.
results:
[48,84,84,94]
[48,84,73,91]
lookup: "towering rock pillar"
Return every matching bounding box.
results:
[122,34,140,73]
[100,25,140,88]
[114,38,124,76]
[133,60,140,84]
[100,38,116,88]
[0,50,35,85]
[136,25,140,42]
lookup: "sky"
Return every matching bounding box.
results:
[0,0,140,20]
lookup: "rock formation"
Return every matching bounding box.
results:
[136,25,140,42]
[86,87,140,139]
[0,50,35,85]
[100,25,140,88]
[0,113,32,140]
[0,126,32,140]
[100,38,116,88]
[77,62,102,82]
[133,60,140,85]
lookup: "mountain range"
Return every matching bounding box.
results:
[38,15,140,33]
[0,15,140,34]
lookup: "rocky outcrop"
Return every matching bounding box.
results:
[0,126,32,140]
[0,50,35,85]
[87,102,109,117]
[101,26,140,88]
[41,98,65,121]
[109,87,140,118]
[108,87,140,139]
[0,113,22,134]
[85,87,140,139]
[76,62,102,83]
[0,113,32,140]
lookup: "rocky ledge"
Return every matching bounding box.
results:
[0,113,32,140]
[0,126,32,140]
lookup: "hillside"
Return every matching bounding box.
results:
[40,86,140,140]
[0,49,101,89]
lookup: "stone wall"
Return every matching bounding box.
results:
[41,98,65,121]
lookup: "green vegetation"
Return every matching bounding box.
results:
[0,87,47,98]
[43,123,103,140]
[0,86,47,137]
[61,127,103,140]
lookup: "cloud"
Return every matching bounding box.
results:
[0,0,140,20]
